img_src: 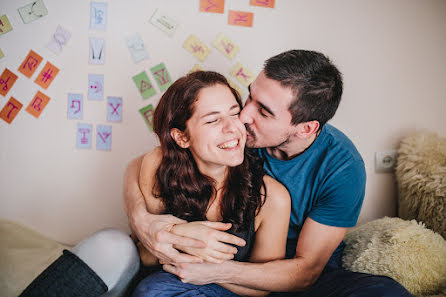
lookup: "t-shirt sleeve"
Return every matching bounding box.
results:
[308,159,366,228]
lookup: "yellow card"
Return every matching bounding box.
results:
[0,49,4,59]
[188,64,204,74]
[227,77,245,99]
[230,63,255,87]
[212,33,239,60]
[0,15,13,36]
[183,34,211,62]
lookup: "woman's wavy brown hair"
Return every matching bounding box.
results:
[152,71,265,232]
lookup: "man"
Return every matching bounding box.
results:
[125,50,411,296]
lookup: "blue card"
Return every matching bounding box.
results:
[96,125,112,151]
[90,2,107,31]
[67,93,83,119]
[77,123,92,149]
[107,96,122,122]
[88,74,104,100]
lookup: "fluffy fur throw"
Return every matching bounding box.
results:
[395,132,446,239]
[343,217,446,297]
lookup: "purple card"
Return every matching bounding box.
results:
[77,123,92,149]
[107,96,122,122]
[67,93,83,119]
[96,125,112,151]
[88,74,104,100]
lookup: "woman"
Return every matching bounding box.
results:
[132,71,291,297]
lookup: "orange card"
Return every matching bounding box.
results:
[18,50,43,78]
[228,10,254,27]
[250,0,275,8]
[0,97,22,124]
[200,0,225,13]
[34,62,59,89]
[26,91,50,118]
[0,68,18,97]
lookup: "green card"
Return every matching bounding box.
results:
[18,0,48,24]
[133,71,156,99]
[139,104,155,131]
[0,15,13,35]
[150,62,172,92]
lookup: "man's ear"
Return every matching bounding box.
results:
[170,128,190,148]
[295,120,320,138]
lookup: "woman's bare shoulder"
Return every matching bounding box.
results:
[261,175,291,211]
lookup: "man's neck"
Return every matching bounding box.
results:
[267,131,320,161]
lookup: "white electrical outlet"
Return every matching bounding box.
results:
[375,150,398,173]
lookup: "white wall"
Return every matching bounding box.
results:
[1,0,445,245]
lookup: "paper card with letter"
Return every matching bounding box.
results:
[250,0,275,8]
[212,33,239,60]
[67,93,83,120]
[107,96,122,122]
[0,49,4,59]
[0,68,19,97]
[199,0,225,13]
[89,37,105,65]
[18,0,48,24]
[77,123,92,149]
[18,50,43,78]
[228,10,254,27]
[150,63,173,92]
[183,34,211,62]
[88,74,104,100]
[0,97,23,124]
[188,64,204,74]
[47,26,71,55]
[126,33,149,63]
[96,125,112,151]
[0,15,13,35]
[90,2,107,31]
[133,71,156,100]
[227,77,245,98]
[149,8,179,37]
[139,104,154,131]
[34,62,59,89]
[230,63,255,87]
[26,91,50,118]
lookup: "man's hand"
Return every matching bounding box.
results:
[172,221,246,263]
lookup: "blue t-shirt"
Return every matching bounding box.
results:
[259,124,366,259]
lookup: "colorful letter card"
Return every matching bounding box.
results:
[230,63,255,87]
[0,49,4,59]
[0,68,18,97]
[107,96,122,122]
[26,91,50,118]
[149,8,179,37]
[0,97,22,124]
[68,93,83,119]
[183,35,211,62]
[199,0,225,13]
[212,33,239,60]
[126,33,149,63]
[88,74,104,100]
[34,62,59,90]
[0,15,13,35]
[77,123,92,149]
[96,125,112,151]
[47,26,71,55]
[18,50,43,78]
[228,10,254,27]
[188,64,204,74]
[89,37,105,65]
[250,0,275,8]
[150,63,173,92]
[227,77,245,99]
[18,0,48,24]
[90,2,107,31]
[139,104,154,131]
[133,71,156,100]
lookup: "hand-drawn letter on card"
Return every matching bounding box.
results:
[133,71,155,100]
[199,0,225,14]
[230,63,255,87]
[250,0,275,8]
[18,50,43,78]
[150,63,173,92]
[0,68,18,97]
[107,96,122,122]
[34,62,59,89]
[47,26,71,55]
[77,123,92,149]
[126,33,149,63]
[88,74,104,100]
[0,15,13,35]
[96,125,112,151]
[139,104,154,131]
[18,0,48,24]
[89,37,105,65]
[183,35,211,62]
[68,93,83,120]
[228,10,254,27]
[212,33,239,60]
[26,91,50,118]
[90,2,107,31]
[149,9,179,37]
[0,97,22,124]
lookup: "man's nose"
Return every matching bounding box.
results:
[240,104,253,125]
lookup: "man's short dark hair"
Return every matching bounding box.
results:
[264,50,343,128]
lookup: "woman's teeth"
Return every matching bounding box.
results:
[218,139,238,149]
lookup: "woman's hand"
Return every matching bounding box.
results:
[171,221,246,263]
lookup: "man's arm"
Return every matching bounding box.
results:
[164,217,347,291]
